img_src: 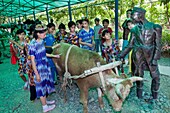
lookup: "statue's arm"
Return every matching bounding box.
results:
[153,24,162,61]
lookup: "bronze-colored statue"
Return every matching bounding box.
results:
[120,7,162,100]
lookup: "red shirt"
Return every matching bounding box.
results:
[98,27,113,35]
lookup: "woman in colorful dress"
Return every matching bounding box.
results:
[29,24,60,112]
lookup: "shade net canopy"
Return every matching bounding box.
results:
[0,0,93,18]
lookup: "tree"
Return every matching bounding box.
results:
[159,0,170,25]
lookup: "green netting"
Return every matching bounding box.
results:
[0,0,93,17]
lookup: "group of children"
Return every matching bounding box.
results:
[10,17,130,112]
[55,18,120,63]
[10,24,60,112]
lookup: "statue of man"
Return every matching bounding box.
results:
[120,7,162,100]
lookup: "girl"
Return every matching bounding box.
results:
[26,25,37,101]
[44,23,58,84]
[101,29,120,63]
[68,21,79,46]
[29,24,60,112]
[56,23,68,43]
[11,29,29,90]
[79,18,95,50]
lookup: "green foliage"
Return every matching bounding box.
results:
[162,28,170,45]
[159,0,170,5]
[118,31,123,39]
[24,0,170,46]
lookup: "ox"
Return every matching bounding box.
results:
[52,43,143,113]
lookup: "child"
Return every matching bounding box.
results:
[76,19,83,45]
[98,19,113,38]
[79,18,95,50]
[56,23,68,43]
[94,18,102,52]
[101,29,120,63]
[68,21,79,46]
[11,29,29,90]
[98,19,113,56]
[76,19,83,32]
[26,25,37,101]
[29,24,60,112]
[44,23,58,84]
[126,19,135,75]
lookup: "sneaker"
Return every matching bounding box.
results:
[43,105,56,113]
[24,81,29,90]
[46,100,55,104]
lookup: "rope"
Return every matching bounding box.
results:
[61,45,122,95]
[63,45,75,85]
[62,45,122,92]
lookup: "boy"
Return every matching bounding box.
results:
[94,18,102,52]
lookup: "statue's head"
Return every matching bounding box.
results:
[131,7,146,23]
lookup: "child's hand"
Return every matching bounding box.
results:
[36,74,41,82]
[51,54,61,58]
[54,54,60,58]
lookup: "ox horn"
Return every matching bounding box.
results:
[128,76,143,83]
[115,84,124,99]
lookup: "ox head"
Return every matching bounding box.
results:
[104,76,143,111]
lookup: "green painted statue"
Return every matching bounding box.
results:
[120,7,162,100]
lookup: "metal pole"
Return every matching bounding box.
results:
[46,7,49,24]
[115,0,118,40]
[33,10,36,20]
[68,0,72,21]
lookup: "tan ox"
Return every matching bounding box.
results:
[52,43,143,113]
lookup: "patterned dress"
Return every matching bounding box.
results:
[55,31,68,43]
[14,41,27,76]
[102,39,120,63]
[29,39,55,98]
[25,37,35,86]
[67,32,79,47]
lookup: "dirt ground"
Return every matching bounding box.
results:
[0,49,170,113]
